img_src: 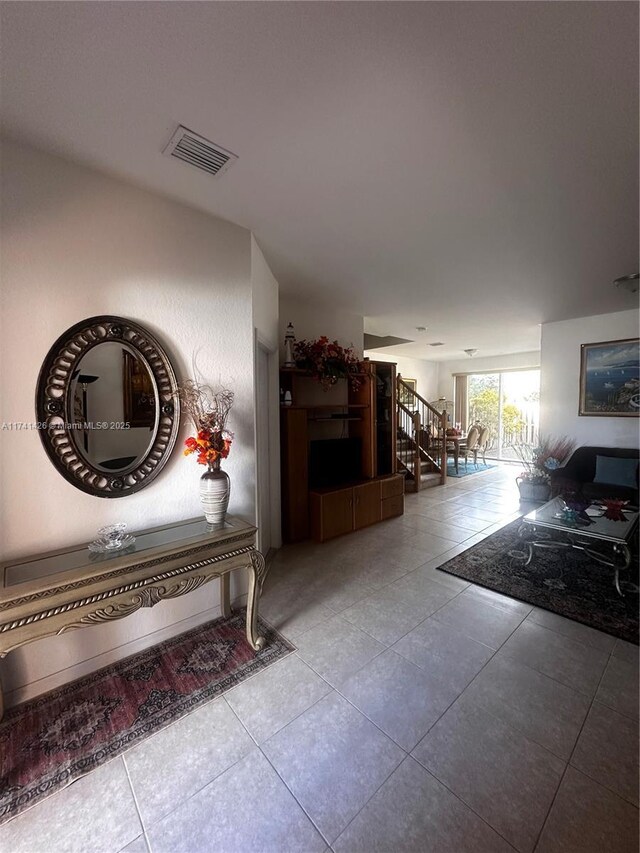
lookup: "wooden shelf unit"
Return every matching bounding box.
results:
[280,360,403,543]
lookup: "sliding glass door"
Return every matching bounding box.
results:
[467,369,540,460]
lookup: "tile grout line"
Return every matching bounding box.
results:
[529,642,620,852]
[290,583,530,847]
[122,681,297,844]
[224,654,336,746]
[193,478,616,846]
[120,732,251,842]
[121,756,153,853]
[265,655,421,845]
[565,649,639,807]
[317,518,525,658]
[405,610,542,852]
[256,744,334,847]
[405,601,529,748]
[226,680,378,849]
[223,672,336,838]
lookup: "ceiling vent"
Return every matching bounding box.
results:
[429,342,445,347]
[163,125,237,177]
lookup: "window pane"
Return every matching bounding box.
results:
[468,373,499,457]
[467,369,539,460]
[500,370,540,460]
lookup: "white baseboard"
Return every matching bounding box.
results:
[4,593,248,709]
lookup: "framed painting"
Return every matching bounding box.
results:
[579,338,639,417]
[399,377,416,405]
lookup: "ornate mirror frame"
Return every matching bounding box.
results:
[36,316,180,498]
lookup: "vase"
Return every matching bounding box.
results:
[200,460,230,525]
[516,477,550,503]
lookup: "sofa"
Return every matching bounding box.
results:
[550,446,639,505]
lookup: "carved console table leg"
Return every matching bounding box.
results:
[245,550,266,651]
[220,573,231,618]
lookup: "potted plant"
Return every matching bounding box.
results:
[514,436,577,502]
[177,379,234,525]
[293,336,362,391]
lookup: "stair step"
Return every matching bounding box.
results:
[420,473,442,489]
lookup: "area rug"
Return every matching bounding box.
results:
[0,611,293,824]
[437,518,639,643]
[446,462,495,479]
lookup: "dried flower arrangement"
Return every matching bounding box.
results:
[293,336,362,391]
[176,379,234,468]
[514,435,577,483]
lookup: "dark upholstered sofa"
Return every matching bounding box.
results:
[550,446,639,505]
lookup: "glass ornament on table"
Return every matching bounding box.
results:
[88,523,136,553]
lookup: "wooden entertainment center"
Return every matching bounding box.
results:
[280,360,404,543]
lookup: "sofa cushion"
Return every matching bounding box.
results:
[583,481,638,504]
[593,455,638,489]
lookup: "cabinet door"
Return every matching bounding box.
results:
[349,361,375,479]
[372,362,397,476]
[311,489,354,542]
[354,481,382,530]
[280,409,309,542]
[381,494,404,520]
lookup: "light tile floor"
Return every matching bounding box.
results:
[2,465,638,853]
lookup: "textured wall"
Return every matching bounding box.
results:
[0,141,266,703]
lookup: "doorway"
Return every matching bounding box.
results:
[255,341,272,554]
[467,369,540,460]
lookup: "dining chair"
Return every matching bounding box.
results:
[457,425,480,471]
[476,425,490,465]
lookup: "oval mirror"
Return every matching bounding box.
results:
[36,316,180,498]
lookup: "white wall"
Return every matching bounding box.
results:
[279,295,364,361]
[540,310,639,447]
[364,351,439,402]
[437,351,541,400]
[0,140,277,705]
[251,236,281,549]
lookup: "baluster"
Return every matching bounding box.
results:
[440,410,447,484]
[412,410,421,491]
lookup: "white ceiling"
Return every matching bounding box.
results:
[1,2,638,362]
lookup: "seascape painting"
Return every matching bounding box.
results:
[579,338,640,417]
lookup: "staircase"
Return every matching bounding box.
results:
[396,376,448,492]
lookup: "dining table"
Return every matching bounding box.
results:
[430,433,465,474]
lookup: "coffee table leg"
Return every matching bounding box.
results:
[246,551,266,651]
[612,543,631,597]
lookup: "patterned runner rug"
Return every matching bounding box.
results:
[437,519,639,643]
[0,611,293,824]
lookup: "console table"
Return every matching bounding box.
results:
[0,516,266,720]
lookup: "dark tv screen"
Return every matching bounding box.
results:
[309,438,362,489]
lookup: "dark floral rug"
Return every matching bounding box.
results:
[437,519,639,644]
[0,611,293,824]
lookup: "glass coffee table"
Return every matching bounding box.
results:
[520,497,638,596]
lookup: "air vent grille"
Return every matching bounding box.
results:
[163,126,237,177]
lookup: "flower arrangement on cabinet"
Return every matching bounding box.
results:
[176,379,234,469]
[293,336,362,391]
[514,435,577,484]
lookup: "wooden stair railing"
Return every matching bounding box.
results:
[397,376,448,490]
